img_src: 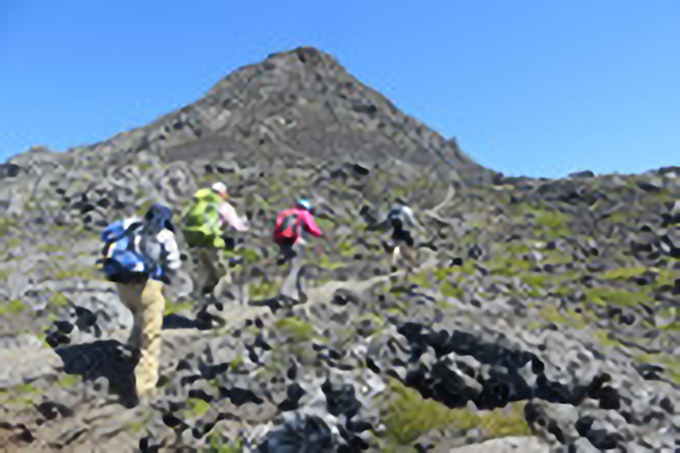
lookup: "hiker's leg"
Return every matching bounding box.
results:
[192,248,209,293]
[128,307,143,349]
[134,279,166,396]
[278,241,296,265]
[405,233,418,270]
[389,226,401,270]
[404,246,417,274]
[391,244,401,270]
[218,248,232,286]
[116,281,145,349]
[293,238,305,263]
[198,248,221,294]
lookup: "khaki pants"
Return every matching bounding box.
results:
[194,247,232,295]
[116,279,166,397]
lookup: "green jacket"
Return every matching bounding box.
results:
[182,188,225,248]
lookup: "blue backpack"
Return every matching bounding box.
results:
[99,204,177,285]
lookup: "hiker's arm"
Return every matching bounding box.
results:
[304,214,323,238]
[219,203,249,231]
[157,230,181,270]
[404,207,425,232]
[366,219,390,232]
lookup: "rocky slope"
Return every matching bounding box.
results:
[1,47,680,452]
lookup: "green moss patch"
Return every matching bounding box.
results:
[536,305,591,330]
[274,317,324,343]
[586,286,652,307]
[0,299,27,316]
[635,353,680,385]
[440,281,465,299]
[380,379,529,446]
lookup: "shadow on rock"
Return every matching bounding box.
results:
[54,340,139,408]
[162,313,213,330]
[396,322,620,410]
[256,414,335,453]
[390,322,625,450]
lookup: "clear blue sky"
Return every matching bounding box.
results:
[1,0,678,178]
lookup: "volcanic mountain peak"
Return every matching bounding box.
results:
[9,46,494,186]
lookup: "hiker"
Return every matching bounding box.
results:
[181,182,249,295]
[273,199,325,265]
[369,198,425,272]
[99,203,181,397]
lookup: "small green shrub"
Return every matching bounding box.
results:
[186,398,212,417]
[249,278,281,299]
[50,293,69,307]
[53,266,100,280]
[164,301,195,315]
[440,281,464,299]
[5,238,21,248]
[536,305,590,330]
[0,299,27,316]
[274,317,321,343]
[56,374,80,389]
[488,257,531,276]
[530,210,571,238]
[407,270,431,288]
[207,433,246,452]
[380,379,529,446]
[586,286,652,307]
[520,274,550,288]
[0,268,12,281]
[37,244,67,253]
[635,353,680,385]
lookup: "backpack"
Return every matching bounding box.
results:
[100,204,179,285]
[182,189,224,248]
[276,209,307,242]
[387,206,406,230]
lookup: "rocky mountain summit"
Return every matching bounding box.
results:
[1,47,680,452]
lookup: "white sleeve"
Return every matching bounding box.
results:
[403,207,423,230]
[157,230,181,269]
[219,203,250,231]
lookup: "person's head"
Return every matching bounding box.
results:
[211,182,229,200]
[296,198,313,211]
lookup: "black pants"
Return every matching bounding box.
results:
[391,226,414,247]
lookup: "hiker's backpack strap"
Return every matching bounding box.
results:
[134,204,180,284]
[278,212,301,238]
[101,220,141,258]
[135,226,179,284]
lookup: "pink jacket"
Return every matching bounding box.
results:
[274,207,323,243]
[218,202,249,232]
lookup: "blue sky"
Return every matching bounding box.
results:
[1,0,678,178]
